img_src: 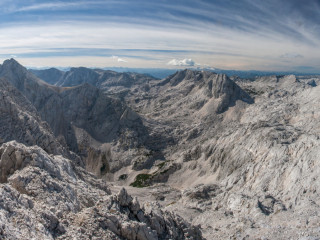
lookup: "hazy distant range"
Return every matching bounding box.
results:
[29,66,320,79]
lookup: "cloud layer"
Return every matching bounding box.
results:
[0,0,319,72]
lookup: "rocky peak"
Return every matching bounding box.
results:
[2,58,21,68]
[57,67,100,87]
[68,67,99,76]
[161,69,201,86]
[0,58,49,93]
[0,59,28,85]
[154,69,253,115]
[194,72,254,113]
[0,58,38,81]
[210,73,252,101]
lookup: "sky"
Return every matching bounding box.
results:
[0,0,319,72]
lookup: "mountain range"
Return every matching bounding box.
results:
[1,58,320,239]
[31,66,320,80]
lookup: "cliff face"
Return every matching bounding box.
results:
[0,77,65,156]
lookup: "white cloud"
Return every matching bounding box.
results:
[112,55,128,63]
[167,58,195,66]
[117,58,127,62]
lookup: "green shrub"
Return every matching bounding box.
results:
[130,174,151,188]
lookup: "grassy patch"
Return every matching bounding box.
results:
[130,174,152,188]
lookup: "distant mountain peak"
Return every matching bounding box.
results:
[3,58,20,65]
[2,58,26,71]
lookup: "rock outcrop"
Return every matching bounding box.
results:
[0,141,203,239]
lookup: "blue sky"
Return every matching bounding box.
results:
[0,0,319,72]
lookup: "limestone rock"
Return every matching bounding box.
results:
[0,59,151,174]
[31,66,156,95]
[0,141,204,239]
[0,77,66,156]
[3,59,320,239]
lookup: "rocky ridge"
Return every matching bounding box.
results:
[31,67,157,97]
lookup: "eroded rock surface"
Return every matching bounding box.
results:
[0,77,65,156]
[0,141,204,240]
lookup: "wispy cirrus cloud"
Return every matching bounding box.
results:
[17,2,81,12]
[10,1,108,13]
